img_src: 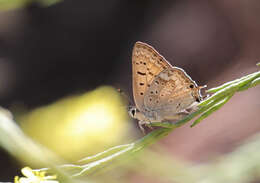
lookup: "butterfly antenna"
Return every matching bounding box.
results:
[198,85,207,89]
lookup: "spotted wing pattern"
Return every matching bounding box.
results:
[132,41,172,112]
[144,67,200,115]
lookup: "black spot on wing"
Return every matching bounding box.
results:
[148,72,154,76]
[137,71,146,76]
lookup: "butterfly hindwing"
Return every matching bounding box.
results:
[144,67,199,114]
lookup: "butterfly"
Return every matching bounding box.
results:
[128,41,205,132]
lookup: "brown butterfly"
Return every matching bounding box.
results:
[128,42,205,132]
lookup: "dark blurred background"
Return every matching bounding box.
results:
[0,0,260,181]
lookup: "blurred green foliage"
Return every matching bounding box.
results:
[0,0,61,11]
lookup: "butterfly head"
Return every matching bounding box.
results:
[191,84,207,102]
[128,106,137,119]
[128,106,147,121]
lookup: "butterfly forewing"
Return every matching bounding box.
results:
[132,42,172,112]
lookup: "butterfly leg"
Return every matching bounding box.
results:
[138,120,154,134]
[138,121,147,134]
[185,101,202,113]
[164,112,190,123]
[178,109,190,115]
[146,122,154,130]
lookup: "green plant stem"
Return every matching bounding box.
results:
[71,128,171,177]
[207,70,260,93]
[78,144,132,164]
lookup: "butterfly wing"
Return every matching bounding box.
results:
[144,67,201,116]
[132,42,172,112]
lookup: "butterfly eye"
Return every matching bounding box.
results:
[131,109,136,116]
[128,107,136,118]
[190,84,194,88]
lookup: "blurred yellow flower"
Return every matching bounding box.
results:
[17,86,132,161]
[14,167,58,183]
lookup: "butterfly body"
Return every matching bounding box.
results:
[129,41,205,132]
